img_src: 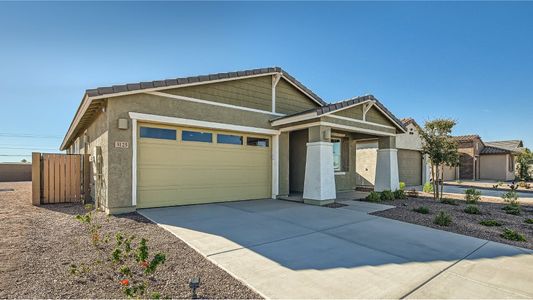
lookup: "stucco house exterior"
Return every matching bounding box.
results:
[61,67,407,214]
[444,136,523,181]
[355,118,431,188]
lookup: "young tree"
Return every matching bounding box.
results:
[516,148,533,181]
[418,119,459,200]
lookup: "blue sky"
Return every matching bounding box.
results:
[0,2,532,162]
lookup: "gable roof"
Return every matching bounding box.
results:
[401,117,420,128]
[85,67,326,106]
[60,67,325,150]
[452,135,483,143]
[271,94,407,132]
[485,140,523,151]
[480,146,512,155]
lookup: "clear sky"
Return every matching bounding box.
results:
[1,1,532,162]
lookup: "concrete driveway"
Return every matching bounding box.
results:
[140,199,533,299]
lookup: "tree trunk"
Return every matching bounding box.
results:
[434,163,440,200]
[439,165,445,201]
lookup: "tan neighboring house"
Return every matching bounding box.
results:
[61,67,407,214]
[355,118,431,187]
[444,136,523,181]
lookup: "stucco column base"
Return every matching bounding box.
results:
[375,148,400,192]
[303,141,336,205]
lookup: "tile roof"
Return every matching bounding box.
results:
[485,140,523,151]
[85,66,327,106]
[400,117,420,128]
[480,146,511,155]
[272,94,407,131]
[452,135,482,143]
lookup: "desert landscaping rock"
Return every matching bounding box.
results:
[371,197,533,250]
[0,182,261,299]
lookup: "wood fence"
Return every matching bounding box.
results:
[32,152,90,205]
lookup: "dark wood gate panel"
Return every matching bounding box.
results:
[31,152,90,205]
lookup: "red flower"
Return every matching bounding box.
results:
[120,279,129,286]
[140,261,149,268]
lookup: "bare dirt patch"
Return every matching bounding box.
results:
[0,182,261,299]
[369,197,533,250]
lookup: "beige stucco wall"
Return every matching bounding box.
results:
[396,123,423,150]
[480,154,515,181]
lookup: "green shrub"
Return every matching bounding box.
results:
[440,198,458,206]
[434,212,452,226]
[502,205,521,215]
[399,182,406,191]
[393,189,407,199]
[524,218,533,224]
[479,219,502,227]
[500,228,527,242]
[502,190,520,206]
[464,205,481,215]
[380,190,395,201]
[465,188,481,204]
[366,191,381,202]
[423,182,433,193]
[413,206,430,214]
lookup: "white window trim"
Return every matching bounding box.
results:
[332,138,342,172]
[129,112,280,206]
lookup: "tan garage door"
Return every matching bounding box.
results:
[137,123,271,208]
[398,149,422,186]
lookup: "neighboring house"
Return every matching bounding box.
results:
[446,136,523,181]
[355,118,431,187]
[61,67,407,214]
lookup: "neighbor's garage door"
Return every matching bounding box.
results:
[137,124,271,208]
[398,149,422,186]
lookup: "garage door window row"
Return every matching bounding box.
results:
[140,126,269,147]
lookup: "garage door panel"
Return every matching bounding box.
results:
[137,124,271,208]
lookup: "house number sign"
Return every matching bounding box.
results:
[115,141,129,148]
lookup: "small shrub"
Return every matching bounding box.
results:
[464,205,481,215]
[399,182,406,191]
[434,212,452,226]
[500,228,527,242]
[423,182,433,193]
[479,219,502,227]
[524,218,533,224]
[465,188,481,204]
[456,180,463,184]
[393,189,407,199]
[380,190,395,201]
[366,191,381,202]
[413,206,430,214]
[502,205,521,215]
[502,190,520,206]
[440,198,458,206]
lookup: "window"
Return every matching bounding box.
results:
[140,127,176,140]
[217,134,243,145]
[182,130,212,143]
[332,138,342,171]
[509,155,515,172]
[247,137,269,147]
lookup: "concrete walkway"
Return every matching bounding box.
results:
[140,199,533,299]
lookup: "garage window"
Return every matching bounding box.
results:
[182,130,212,143]
[217,134,243,145]
[140,127,176,140]
[247,137,269,147]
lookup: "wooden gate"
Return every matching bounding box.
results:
[31,152,90,205]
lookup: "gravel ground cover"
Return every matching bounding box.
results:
[369,196,533,250]
[0,181,261,299]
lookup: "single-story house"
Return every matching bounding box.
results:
[444,136,523,181]
[61,67,407,214]
[355,118,431,187]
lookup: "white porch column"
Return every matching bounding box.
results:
[422,154,431,184]
[375,136,399,191]
[303,141,336,205]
